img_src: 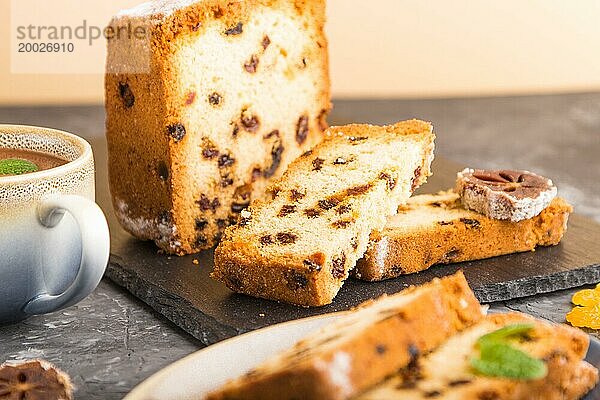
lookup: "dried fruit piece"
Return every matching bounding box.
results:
[241,110,260,132]
[195,218,208,230]
[411,166,422,191]
[336,204,351,215]
[460,218,481,230]
[251,168,262,182]
[290,189,305,201]
[348,136,367,143]
[276,232,297,244]
[318,198,340,210]
[456,168,557,222]
[263,142,284,178]
[278,205,296,217]
[118,82,135,108]
[218,154,235,168]
[220,176,234,187]
[208,92,222,106]
[331,253,347,279]
[244,55,259,73]
[332,219,354,229]
[262,35,271,49]
[156,161,169,181]
[566,284,600,329]
[304,208,320,218]
[296,115,309,144]
[379,171,397,191]
[185,91,196,105]
[167,123,186,142]
[197,194,220,212]
[312,157,325,171]
[303,253,325,272]
[346,184,372,196]
[196,234,209,247]
[0,360,73,400]
[260,235,274,245]
[284,270,308,290]
[225,22,243,35]
[203,148,219,159]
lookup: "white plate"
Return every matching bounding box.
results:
[125,312,600,400]
[124,313,344,400]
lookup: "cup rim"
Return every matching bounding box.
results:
[0,124,92,184]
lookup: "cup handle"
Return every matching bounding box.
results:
[23,194,110,315]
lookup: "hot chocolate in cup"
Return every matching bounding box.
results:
[0,125,109,324]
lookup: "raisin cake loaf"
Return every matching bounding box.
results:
[355,191,572,281]
[358,312,598,400]
[213,120,435,306]
[207,272,484,400]
[106,0,330,255]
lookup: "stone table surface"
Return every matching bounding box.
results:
[1,93,600,399]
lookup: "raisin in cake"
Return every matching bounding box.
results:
[106,0,330,255]
[207,272,484,400]
[358,313,598,400]
[213,120,435,306]
[356,191,572,281]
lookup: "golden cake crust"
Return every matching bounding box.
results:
[106,0,330,255]
[356,191,572,281]
[213,120,435,306]
[207,272,484,400]
[358,312,598,400]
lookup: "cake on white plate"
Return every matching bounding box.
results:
[207,272,483,400]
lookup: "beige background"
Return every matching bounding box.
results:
[1,0,600,105]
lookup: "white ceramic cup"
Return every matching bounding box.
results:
[0,125,109,324]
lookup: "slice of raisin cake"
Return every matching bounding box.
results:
[357,313,598,400]
[213,120,435,306]
[356,191,572,281]
[106,0,330,255]
[207,272,484,400]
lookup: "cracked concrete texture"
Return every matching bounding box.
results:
[0,94,599,399]
[0,281,200,400]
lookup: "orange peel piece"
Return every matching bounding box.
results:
[572,288,600,307]
[567,303,600,330]
[567,284,600,329]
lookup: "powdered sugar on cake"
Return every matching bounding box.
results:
[315,352,354,398]
[117,0,200,18]
[115,199,180,251]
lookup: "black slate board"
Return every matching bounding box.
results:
[104,157,600,345]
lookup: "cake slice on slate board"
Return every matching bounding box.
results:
[106,0,330,255]
[357,312,598,400]
[213,120,435,306]
[207,272,484,400]
[356,191,573,281]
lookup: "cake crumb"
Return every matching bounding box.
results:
[192,259,199,265]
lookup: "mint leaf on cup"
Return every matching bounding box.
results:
[0,159,39,176]
[471,323,548,380]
